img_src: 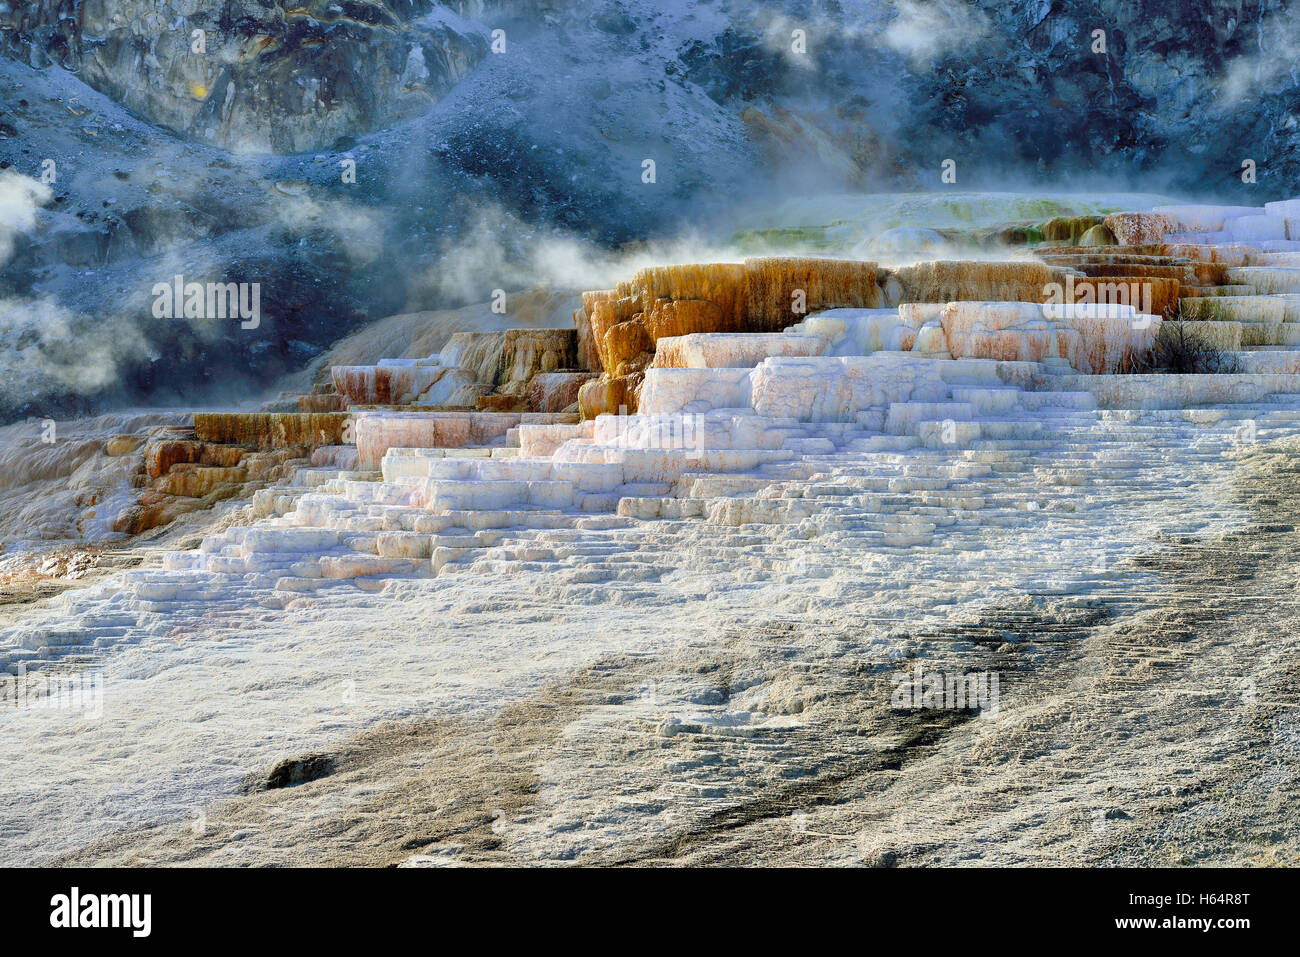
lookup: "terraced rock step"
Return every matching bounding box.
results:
[12,216,1300,679]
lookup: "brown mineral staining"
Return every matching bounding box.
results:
[891,260,1075,304]
[629,263,748,327]
[743,257,880,328]
[104,434,145,456]
[1039,245,1231,302]
[1103,212,1177,246]
[567,246,1269,419]
[475,394,529,412]
[574,257,886,417]
[498,329,577,383]
[1078,263,1195,280]
[1038,253,1175,266]
[938,302,1160,374]
[1160,244,1254,266]
[1065,277,1181,318]
[574,308,602,374]
[526,372,596,413]
[586,295,639,368]
[112,485,246,535]
[579,374,636,419]
[332,366,402,405]
[1040,215,1105,244]
[117,416,344,535]
[1191,263,1231,286]
[324,327,585,416]
[192,413,351,448]
[115,439,314,534]
[298,392,347,413]
[146,440,246,479]
[146,439,201,478]
[1079,223,1116,245]
[153,464,249,498]
[602,319,654,372]
[641,297,728,341]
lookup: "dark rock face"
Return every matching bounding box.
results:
[243,753,336,792]
[4,0,1298,182]
[915,0,1300,192]
[671,0,1300,194]
[2,1,487,153]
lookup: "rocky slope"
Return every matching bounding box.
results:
[2,0,488,154]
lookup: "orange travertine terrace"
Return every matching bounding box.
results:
[104,202,1300,535]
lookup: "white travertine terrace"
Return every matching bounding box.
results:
[10,198,1300,674]
[1155,200,1300,249]
[13,200,1300,861]
[0,201,1297,599]
[12,196,1300,858]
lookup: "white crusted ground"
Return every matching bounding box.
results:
[5,204,1300,864]
[1,389,1292,864]
[1,364,1294,863]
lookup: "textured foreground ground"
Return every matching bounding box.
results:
[8,220,1300,865]
[3,426,1297,866]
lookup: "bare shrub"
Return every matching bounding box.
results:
[1134,305,1243,374]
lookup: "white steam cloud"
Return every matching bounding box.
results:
[0,170,51,266]
[1216,6,1300,107]
[882,0,990,66]
[0,296,148,408]
[405,203,772,309]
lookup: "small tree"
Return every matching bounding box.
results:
[1135,305,1242,374]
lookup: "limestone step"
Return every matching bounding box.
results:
[949,386,1023,415]
[885,402,978,435]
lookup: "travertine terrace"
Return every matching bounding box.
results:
[5,198,1300,867]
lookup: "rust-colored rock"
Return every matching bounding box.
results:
[743,257,881,330]
[105,434,145,457]
[627,263,748,328]
[146,439,249,478]
[1078,263,1190,280]
[1103,212,1177,246]
[112,482,248,535]
[147,439,199,478]
[892,260,1076,304]
[526,372,596,412]
[580,293,639,376]
[574,309,601,374]
[641,298,728,341]
[154,464,249,499]
[499,328,577,383]
[475,394,529,412]
[1065,277,1180,319]
[602,319,654,372]
[298,392,346,413]
[576,257,890,417]
[579,374,636,418]
[192,413,350,449]
[591,296,640,340]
